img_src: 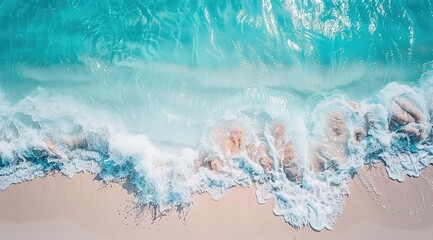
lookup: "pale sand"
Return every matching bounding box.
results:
[1,167,433,240]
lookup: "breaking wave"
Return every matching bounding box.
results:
[1,0,433,231]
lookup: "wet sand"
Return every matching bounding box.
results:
[1,166,433,240]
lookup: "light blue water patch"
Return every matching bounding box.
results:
[1,0,433,231]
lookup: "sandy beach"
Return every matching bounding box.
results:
[2,1,433,240]
[1,165,433,240]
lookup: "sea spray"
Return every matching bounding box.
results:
[1,0,433,231]
[1,76,433,229]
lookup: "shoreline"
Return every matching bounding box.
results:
[1,166,433,240]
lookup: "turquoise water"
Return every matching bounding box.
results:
[1,0,433,230]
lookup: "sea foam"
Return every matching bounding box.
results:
[1,72,433,230]
[1,0,433,231]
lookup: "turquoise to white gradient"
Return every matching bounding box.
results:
[1,0,433,230]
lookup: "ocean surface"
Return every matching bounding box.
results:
[1,0,433,230]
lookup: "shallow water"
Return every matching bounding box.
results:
[1,0,433,230]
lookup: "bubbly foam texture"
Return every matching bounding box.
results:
[1,0,433,232]
[1,74,433,230]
